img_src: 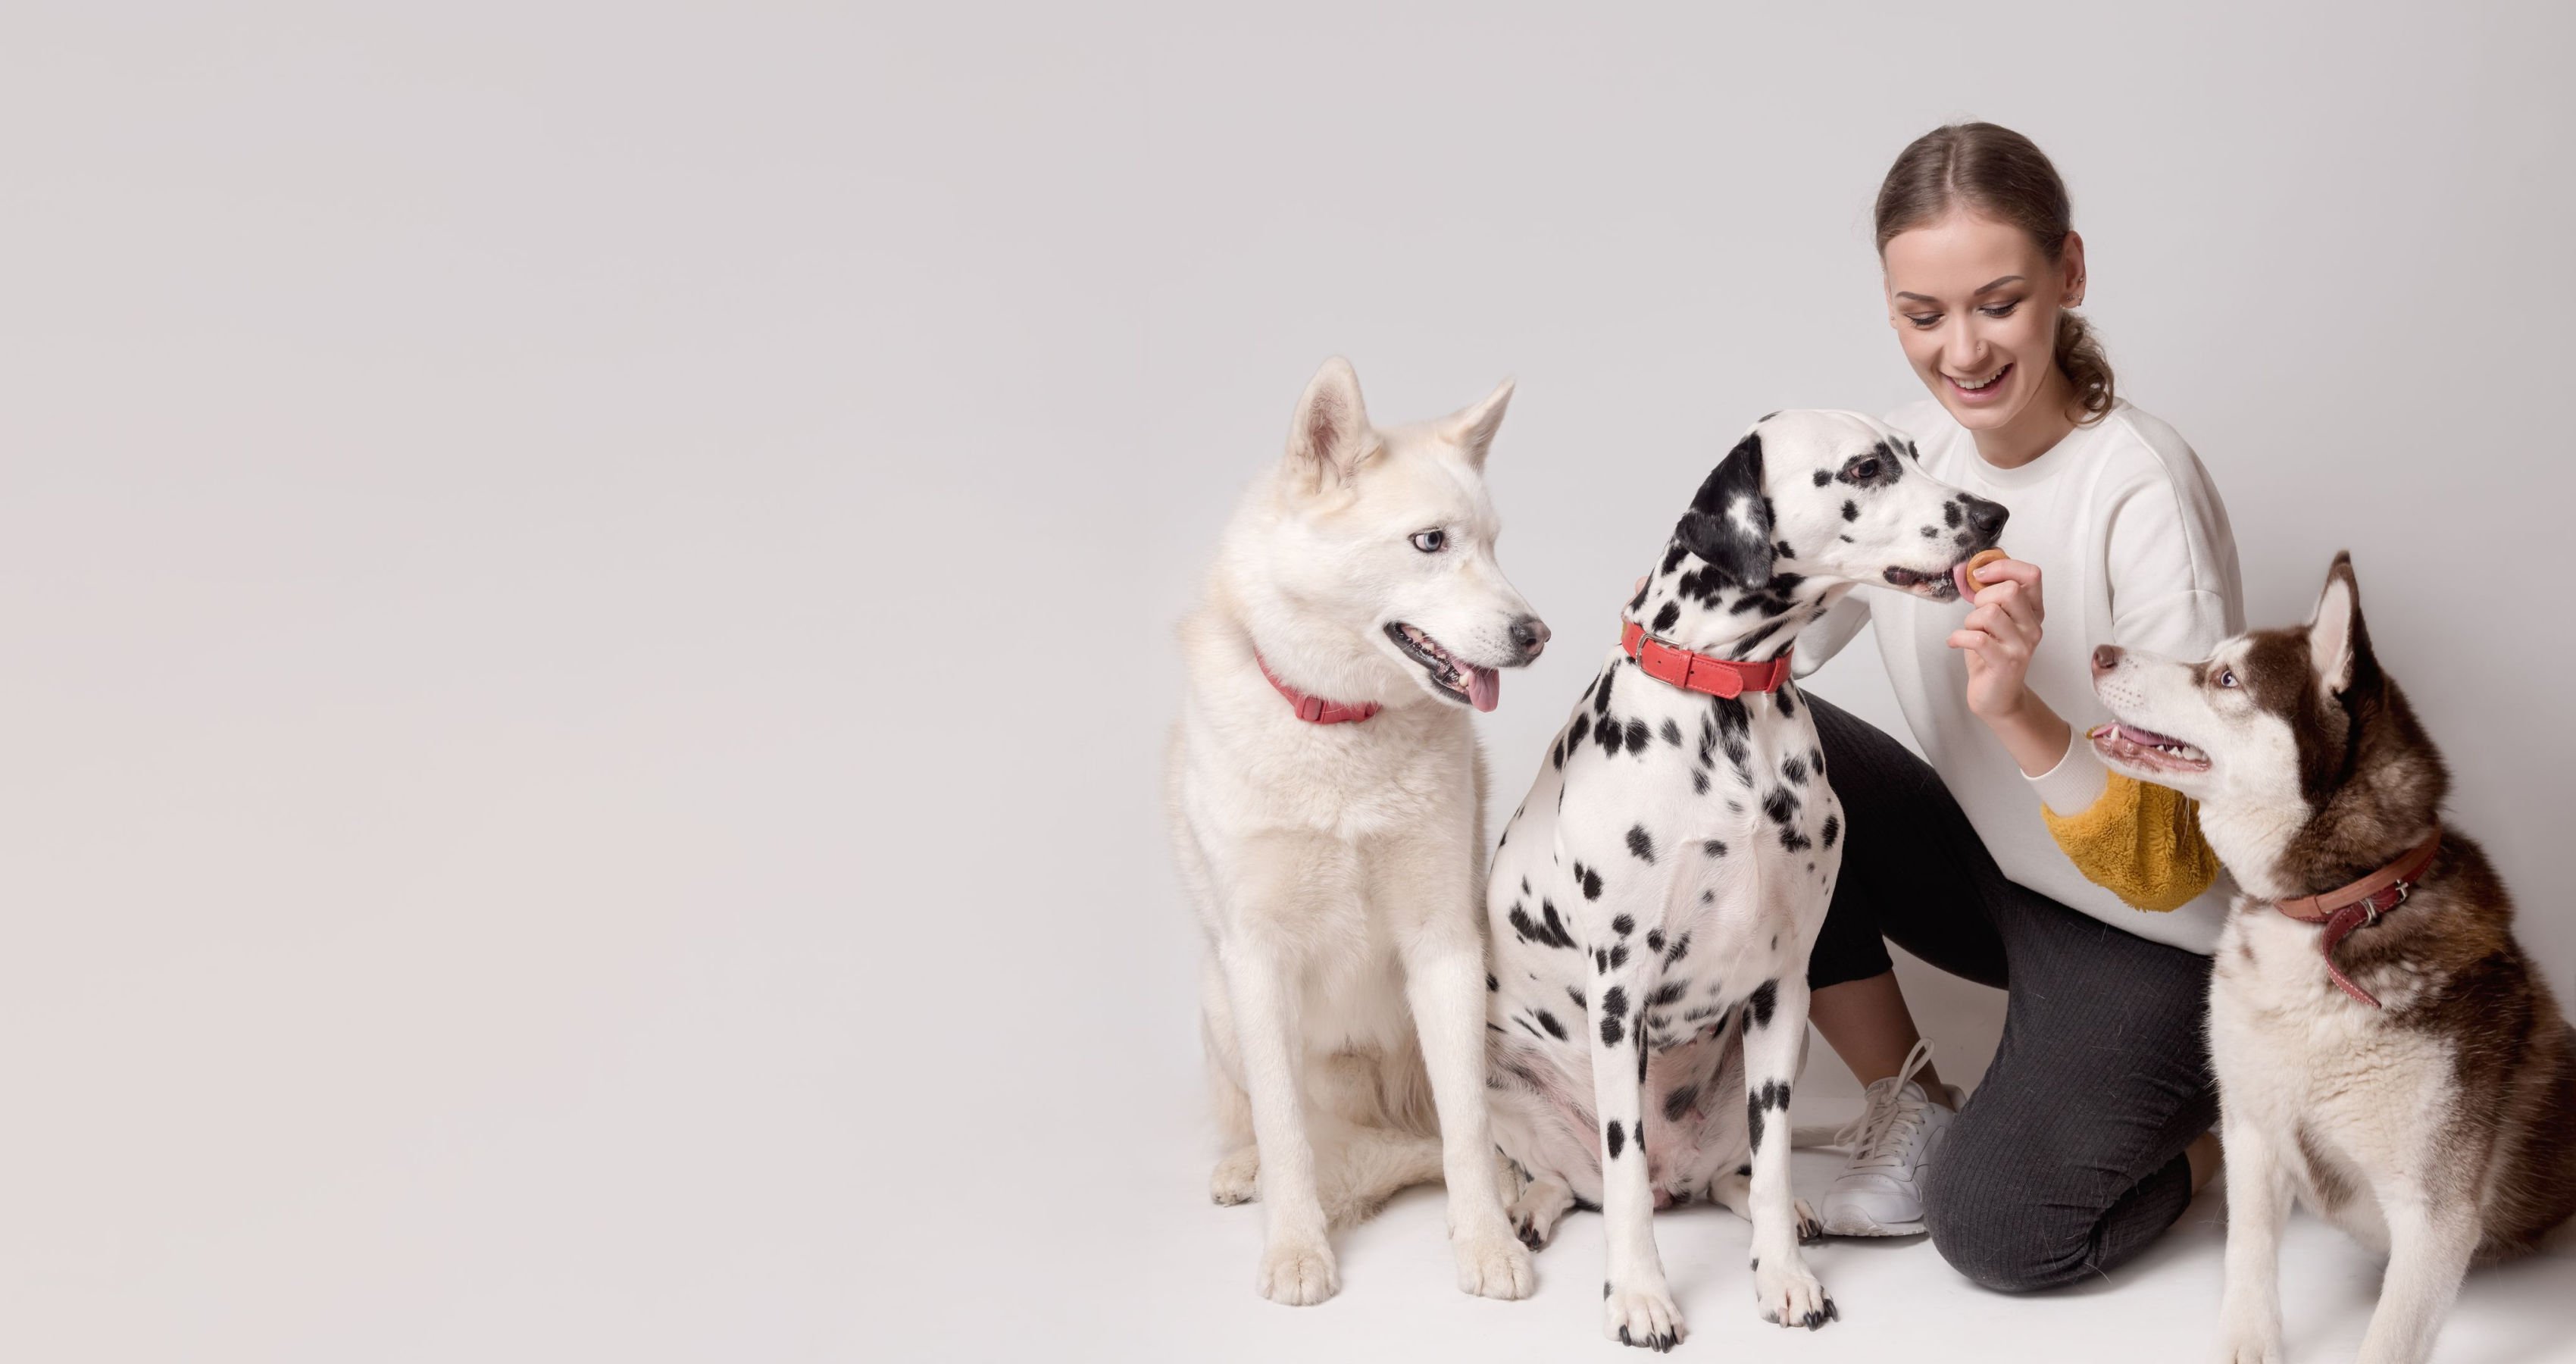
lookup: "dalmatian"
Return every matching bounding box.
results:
[1483,409,2005,1348]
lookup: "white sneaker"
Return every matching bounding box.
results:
[1819,1038,1962,1237]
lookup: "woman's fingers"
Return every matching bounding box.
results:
[1971,558,2043,625]
[1962,604,2034,654]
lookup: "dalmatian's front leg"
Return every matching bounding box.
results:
[1588,964,1680,1350]
[1742,974,1835,1328]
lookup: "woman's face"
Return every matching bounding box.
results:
[1882,210,2085,434]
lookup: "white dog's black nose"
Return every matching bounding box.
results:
[1510,615,1551,662]
[2092,644,2124,676]
[1963,496,2009,545]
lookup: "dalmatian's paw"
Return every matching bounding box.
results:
[1452,1226,1535,1300]
[1505,1175,1576,1250]
[1256,1237,1338,1306]
[1604,1281,1686,1351]
[1753,1253,1837,1330]
[1210,1147,1259,1206]
[1794,1197,1824,1244]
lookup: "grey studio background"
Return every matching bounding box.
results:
[4,4,2571,1362]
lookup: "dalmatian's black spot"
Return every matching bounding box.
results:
[1539,900,1577,949]
[1811,746,1824,775]
[1775,683,1797,719]
[1612,914,1633,936]
[1662,1084,1699,1122]
[1600,1015,1625,1047]
[1944,498,1962,528]
[1567,984,1586,1009]
[1702,839,1727,858]
[1593,672,1615,718]
[1580,865,1605,900]
[1755,1079,1793,1111]
[1744,979,1779,1029]
[1921,524,1940,538]
[1595,948,1609,974]
[1602,985,1629,1020]
[1659,543,1687,577]
[1646,929,1665,953]
[1567,713,1590,749]
[1691,769,1709,794]
[1762,787,1800,825]
[1651,600,1680,633]
[1605,1118,1624,1159]
[1609,943,1629,970]
[1649,981,1687,1008]
[1821,813,1840,849]
[1658,718,1681,747]
[1747,1097,1766,1151]
[1550,737,1564,771]
[1774,540,1794,560]
[1780,825,1812,853]
[1781,756,1806,785]
[1534,1009,1568,1040]
[1812,469,1832,486]
[1514,1016,1545,1040]
[1665,932,1690,965]
[1627,825,1656,862]
[1842,499,1859,521]
[1486,973,1498,992]
[1624,718,1651,754]
[1593,712,1625,759]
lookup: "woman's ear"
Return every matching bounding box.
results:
[2060,230,2087,307]
[1674,431,1775,589]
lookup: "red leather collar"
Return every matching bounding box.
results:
[1255,652,1381,724]
[2268,821,2442,1009]
[1621,619,1793,699]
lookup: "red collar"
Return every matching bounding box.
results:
[2268,821,2442,1009]
[1255,652,1381,724]
[1621,619,1794,699]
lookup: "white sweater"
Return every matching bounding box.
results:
[1799,398,2243,954]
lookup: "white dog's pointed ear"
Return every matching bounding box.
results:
[1285,357,1374,490]
[1442,377,1515,468]
[2308,550,2370,695]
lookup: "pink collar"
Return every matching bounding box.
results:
[1621,619,1793,699]
[1255,652,1381,724]
[2268,821,2443,1009]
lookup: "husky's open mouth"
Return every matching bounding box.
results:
[2089,721,2212,774]
[1385,622,1499,712]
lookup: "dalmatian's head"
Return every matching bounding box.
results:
[1251,358,1548,710]
[1677,409,2005,600]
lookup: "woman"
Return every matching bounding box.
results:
[1790,122,2241,1290]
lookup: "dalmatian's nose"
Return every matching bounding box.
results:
[1510,615,1551,661]
[1962,495,2009,545]
[2092,645,2124,676]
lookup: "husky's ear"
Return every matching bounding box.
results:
[1285,357,1375,490]
[1440,377,1515,468]
[2307,550,2375,696]
[1674,431,1774,588]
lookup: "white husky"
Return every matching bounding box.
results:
[1167,357,1550,1305]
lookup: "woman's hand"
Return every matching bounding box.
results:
[1944,557,2044,718]
[1944,557,2073,777]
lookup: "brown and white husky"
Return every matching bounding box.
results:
[2087,551,2575,1364]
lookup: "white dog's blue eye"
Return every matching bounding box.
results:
[2218,669,2239,689]
[1411,530,1446,553]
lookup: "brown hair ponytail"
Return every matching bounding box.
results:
[1874,122,2116,425]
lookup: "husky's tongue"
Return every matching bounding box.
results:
[1469,666,1500,712]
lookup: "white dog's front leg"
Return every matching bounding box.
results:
[2356,1187,2481,1364]
[1740,974,1834,1329]
[1218,934,1336,1305]
[1588,969,1681,1350]
[2215,1109,2292,1364]
[1402,923,1535,1300]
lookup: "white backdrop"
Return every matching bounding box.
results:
[3,4,2571,1361]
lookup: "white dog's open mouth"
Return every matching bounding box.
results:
[1882,565,1964,602]
[2088,721,2212,774]
[1385,622,1499,712]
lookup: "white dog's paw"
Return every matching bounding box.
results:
[1752,1252,1837,1330]
[1210,1147,1260,1206]
[1603,1280,1686,1352]
[2215,1331,2281,1364]
[1452,1226,1535,1300]
[1256,1237,1339,1306]
[1505,1176,1576,1250]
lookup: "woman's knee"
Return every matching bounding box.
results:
[1920,1140,2102,1292]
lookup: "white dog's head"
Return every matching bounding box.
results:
[1675,410,2006,600]
[1234,358,1547,710]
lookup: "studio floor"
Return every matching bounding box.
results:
[1105,1096,2576,1364]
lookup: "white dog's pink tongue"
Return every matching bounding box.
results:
[1469,666,1500,712]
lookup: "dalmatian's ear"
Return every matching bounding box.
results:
[1439,377,1515,469]
[1675,430,1775,589]
[2306,549,2376,697]
[1284,356,1377,490]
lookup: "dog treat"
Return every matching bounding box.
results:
[1953,547,2010,598]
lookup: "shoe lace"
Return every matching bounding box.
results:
[1833,1038,1937,1173]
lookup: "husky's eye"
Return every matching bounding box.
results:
[2216,668,2239,689]
[1410,529,1446,553]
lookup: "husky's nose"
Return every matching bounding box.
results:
[2092,645,2124,676]
[1963,496,2009,546]
[1509,615,1551,662]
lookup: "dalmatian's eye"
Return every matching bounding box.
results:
[2216,668,2239,689]
[1410,529,1447,553]
[1849,458,1881,481]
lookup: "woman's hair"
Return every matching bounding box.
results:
[1874,122,2115,424]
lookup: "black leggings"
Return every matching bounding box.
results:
[1802,692,2218,1292]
